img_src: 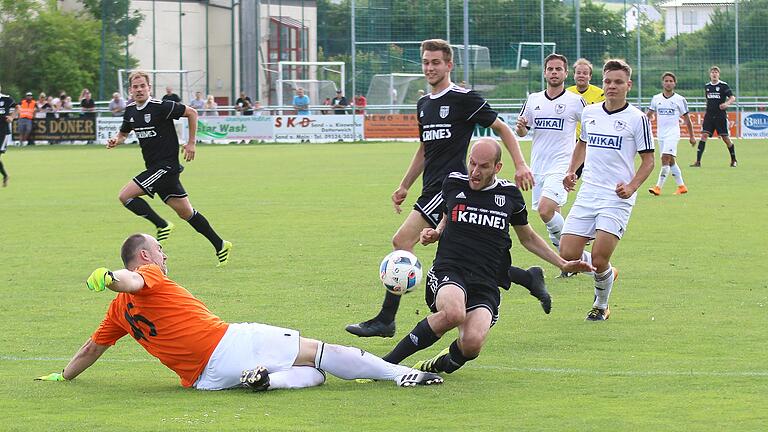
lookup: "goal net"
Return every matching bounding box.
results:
[514,43,557,70]
[117,69,206,103]
[268,61,345,111]
[366,73,427,106]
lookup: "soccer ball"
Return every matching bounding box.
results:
[379,250,423,295]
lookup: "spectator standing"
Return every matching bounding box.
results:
[80,89,96,119]
[354,93,367,114]
[293,88,310,115]
[59,95,73,118]
[235,92,254,116]
[189,92,205,111]
[109,93,126,117]
[35,93,49,119]
[162,87,181,103]
[322,97,332,114]
[203,95,219,116]
[252,100,263,116]
[332,90,349,115]
[17,92,36,146]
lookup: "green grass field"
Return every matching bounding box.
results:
[1,139,766,431]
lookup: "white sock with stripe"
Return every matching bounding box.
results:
[315,343,412,381]
[656,165,670,188]
[544,212,564,248]
[593,266,614,309]
[670,163,685,186]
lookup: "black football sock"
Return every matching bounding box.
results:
[124,198,167,228]
[435,339,477,374]
[382,318,440,364]
[0,160,7,179]
[728,144,737,161]
[186,210,224,250]
[508,266,533,289]
[374,291,401,324]
[696,141,706,162]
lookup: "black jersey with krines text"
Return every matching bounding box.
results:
[0,94,15,136]
[121,98,187,170]
[417,84,498,193]
[433,172,528,288]
[705,81,733,116]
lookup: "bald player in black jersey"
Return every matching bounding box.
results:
[382,138,592,373]
[691,66,737,168]
[107,71,232,267]
[0,85,15,187]
[346,39,535,338]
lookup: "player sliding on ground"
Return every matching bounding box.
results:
[107,71,232,267]
[35,233,443,390]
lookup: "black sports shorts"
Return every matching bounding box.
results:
[702,113,729,137]
[425,266,500,327]
[414,188,444,228]
[133,166,188,202]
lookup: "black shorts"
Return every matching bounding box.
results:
[0,133,9,153]
[425,267,500,327]
[702,114,729,137]
[414,189,444,228]
[133,166,188,202]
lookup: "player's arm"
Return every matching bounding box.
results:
[86,267,145,293]
[646,108,656,123]
[392,142,426,213]
[616,151,655,199]
[682,112,696,145]
[182,105,197,161]
[563,139,586,192]
[512,224,595,273]
[36,338,110,382]
[420,213,447,245]
[491,118,534,191]
[107,131,129,149]
[720,95,736,110]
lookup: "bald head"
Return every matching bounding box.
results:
[470,137,502,165]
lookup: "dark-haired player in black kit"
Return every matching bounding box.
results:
[107,71,232,267]
[691,65,737,168]
[346,39,535,338]
[382,138,593,372]
[0,85,15,187]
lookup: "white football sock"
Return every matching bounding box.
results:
[544,212,564,248]
[670,163,684,186]
[593,266,614,309]
[315,343,412,381]
[656,165,670,188]
[267,366,326,390]
[580,250,594,276]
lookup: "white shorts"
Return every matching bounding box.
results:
[658,135,680,157]
[532,172,568,211]
[194,322,300,390]
[562,197,633,240]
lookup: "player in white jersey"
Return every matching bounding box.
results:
[647,72,696,196]
[516,53,585,249]
[560,60,655,321]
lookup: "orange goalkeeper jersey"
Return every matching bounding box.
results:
[91,264,229,387]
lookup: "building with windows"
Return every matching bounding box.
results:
[659,0,734,40]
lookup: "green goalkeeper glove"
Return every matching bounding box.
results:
[35,372,67,381]
[86,267,115,292]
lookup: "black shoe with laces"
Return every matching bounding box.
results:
[345,318,396,337]
[526,266,551,314]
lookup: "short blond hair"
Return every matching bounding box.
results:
[573,58,594,75]
[128,71,151,86]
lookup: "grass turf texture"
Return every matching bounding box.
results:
[0,139,766,431]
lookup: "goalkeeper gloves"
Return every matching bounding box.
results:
[86,267,116,292]
[35,372,67,381]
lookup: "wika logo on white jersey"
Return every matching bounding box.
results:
[534,118,564,130]
[439,106,450,118]
[587,134,623,150]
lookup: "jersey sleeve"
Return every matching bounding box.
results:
[91,301,128,346]
[648,95,658,112]
[119,108,133,133]
[507,186,528,226]
[465,91,497,128]
[134,264,165,296]
[634,114,655,153]
[723,84,733,98]
[580,112,590,142]
[519,96,533,129]
[160,100,187,120]
[678,96,689,115]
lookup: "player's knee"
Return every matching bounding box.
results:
[591,255,610,271]
[392,231,415,251]
[176,207,194,220]
[439,306,466,328]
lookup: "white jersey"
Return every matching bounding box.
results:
[648,92,689,139]
[519,89,585,175]
[579,102,654,205]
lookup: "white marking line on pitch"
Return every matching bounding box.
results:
[4,356,767,377]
